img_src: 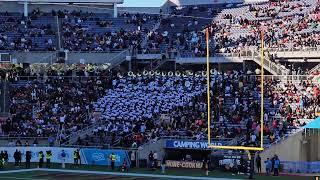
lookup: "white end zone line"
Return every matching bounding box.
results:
[0,169,36,174]
[0,168,244,180]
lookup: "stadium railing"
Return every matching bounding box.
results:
[263,119,314,149]
[11,75,316,84]
[0,136,51,146]
[161,136,234,141]
[7,50,128,64]
[267,46,320,53]
[250,75,314,82]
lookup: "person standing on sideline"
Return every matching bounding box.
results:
[4,151,8,164]
[61,150,66,168]
[38,151,44,168]
[161,156,166,174]
[130,151,136,168]
[0,154,4,169]
[148,151,153,169]
[73,150,78,166]
[256,154,262,173]
[76,149,81,166]
[0,151,4,163]
[109,153,116,170]
[202,159,209,176]
[18,150,22,166]
[273,155,280,176]
[121,158,128,172]
[265,158,272,175]
[153,151,158,169]
[25,151,31,169]
[14,149,19,166]
[0,151,4,169]
[46,151,52,168]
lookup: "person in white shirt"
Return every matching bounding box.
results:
[153,151,158,168]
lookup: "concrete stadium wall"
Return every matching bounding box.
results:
[273,51,320,59]
[138,138,165,161]
[11,52,124,64]
[259,129,320,172]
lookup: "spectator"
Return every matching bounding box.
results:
[256,154,262,173]
[161,156,166,174]
[274,155,280,176]
[265,158,272,175]
[148,151,154,169]
[153,151,158,169]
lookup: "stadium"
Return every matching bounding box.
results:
[0,0,319,179]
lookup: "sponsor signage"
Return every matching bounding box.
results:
[0,147,130,166]
[81,148,130,167]
[0,147,77,164]
[165,140,226,150]
[166,160,203,169]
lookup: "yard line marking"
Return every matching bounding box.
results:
[0,169,37,174]
[0,177,47,180]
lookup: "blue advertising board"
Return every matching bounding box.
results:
[81,148,131,167]
[165,139,227,150]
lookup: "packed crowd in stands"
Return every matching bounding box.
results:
[0,0,319,148]
[0,65,318,148]
[3,68,116,144]
[69,69,319,148]
[0,9,56,51]
[210,0,320,53]
[0,0,318,54]
[60,10,159,52]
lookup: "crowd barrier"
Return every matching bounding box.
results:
[0,147,131,167]
[282,161,320,173]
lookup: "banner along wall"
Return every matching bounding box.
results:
[0,147,130,166]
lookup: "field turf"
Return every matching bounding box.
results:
[0,163,315,180]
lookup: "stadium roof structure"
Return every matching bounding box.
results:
[1,0,123,3]
[303,117,320,129]
[119,0,167,7]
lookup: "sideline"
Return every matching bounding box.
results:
[0,168,243,180]
[40,168,243,180]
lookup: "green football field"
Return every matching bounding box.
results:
[0,163,315,180]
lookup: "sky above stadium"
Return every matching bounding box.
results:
[119,0,167,7]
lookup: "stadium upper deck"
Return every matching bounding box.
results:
[0,0,318,55]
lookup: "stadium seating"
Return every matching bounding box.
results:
[0,0,319,150]
[0,0,318,53]
[0,11,56,51]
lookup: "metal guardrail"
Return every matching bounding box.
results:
[161,136,234,142]
[0,136,49,140]
[309,63,320,74]
[267,46,320,53]
[9,74,317,84]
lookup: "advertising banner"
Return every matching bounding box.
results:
[0,147,78,164]
[0,147,130,167]
[165,139,226,150]
[81,148,131,167]
[165,160,203,169]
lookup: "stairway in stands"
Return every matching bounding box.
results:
[0,80,10,132]
[0,80,10,116]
